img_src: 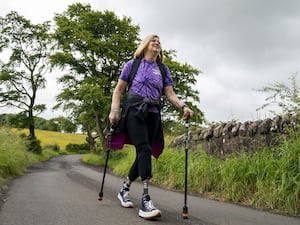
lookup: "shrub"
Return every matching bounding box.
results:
[65,143,90,153]
[25,137,42,154]
[44,143,60,152]
[0,127,29,186]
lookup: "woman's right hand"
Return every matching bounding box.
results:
[109,111,119,125]
[109,79,127,125]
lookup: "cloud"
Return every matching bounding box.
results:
[1,0,300,122]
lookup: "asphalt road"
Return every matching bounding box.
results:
[0,155,299,225]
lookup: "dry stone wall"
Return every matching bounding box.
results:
[169,113,300,158]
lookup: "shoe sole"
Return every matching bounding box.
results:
[117,193,134,208]
[138,210,161,220]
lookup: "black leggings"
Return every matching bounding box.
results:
[125,108,160,181]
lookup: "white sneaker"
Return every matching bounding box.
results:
[138,194,161,219]
[117,186,134,208]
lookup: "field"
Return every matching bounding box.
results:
[12,128,87,149]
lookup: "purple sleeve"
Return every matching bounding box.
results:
[119,59,134,82]
[163,64,174,87]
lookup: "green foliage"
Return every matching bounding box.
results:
[83,145,135,177]
[162,120,184,136]
[52,117,77,133]
[163,50,204,124]
[256,73,300,115]
[65,143,90,153]
[108,145,135,176]
[0,11,53,138]
[44,143,60,152]
[2,114,78,133]
[151,148,185,189]
[0,127,29,184]
[83,131,300,216]
[220,135,300,215]
[220,152,257,201]
[0,113,28,128]
[0,127,66,189]
[50,2,140,149]
[188,150,221,193]
[24,136,42,154]
[82,153,106,166]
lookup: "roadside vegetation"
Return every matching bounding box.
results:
[1,125,299,216]
[82,132,300,217]
[0,127,86,188]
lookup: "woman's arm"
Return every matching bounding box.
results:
[109,79,127,124]
[164,85,194,118]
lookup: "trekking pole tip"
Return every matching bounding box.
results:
[182,205,189,219]
[98,192,103,201]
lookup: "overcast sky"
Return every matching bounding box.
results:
[1,0,300,123]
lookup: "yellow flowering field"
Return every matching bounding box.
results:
[12,128,87,150]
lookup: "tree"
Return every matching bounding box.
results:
[50,3,204,147]
[34,116,52,131]
[0,11,52,138]
[163,50,204,125]
[51,116,77,133]
[0,113,28,128]
[256,73,300,116]
[50,3,140,149]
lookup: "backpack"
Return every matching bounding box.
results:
[126,57,167,92]
[112,58,167,137]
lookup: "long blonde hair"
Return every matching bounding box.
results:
[133,34,164,63]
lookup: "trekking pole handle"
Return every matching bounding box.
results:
[184,112,190,150]
[183,112,190,121]
[106,124,115,148]
[184,112,190,128]
[108,124,115,137]
[110,124,115,133]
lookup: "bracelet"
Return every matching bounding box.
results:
[181,104,187,110]
[111,108,119,112]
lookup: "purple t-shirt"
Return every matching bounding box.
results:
[119,59,174,100]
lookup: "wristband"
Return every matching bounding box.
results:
[111,108,119,112]
[181,104,187,110]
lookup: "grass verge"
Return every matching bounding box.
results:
[82,134,300,216]
[0,127,87,189]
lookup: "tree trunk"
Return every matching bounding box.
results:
[85,124,97,153]
[28,109,35,138]
[95,113,106,150]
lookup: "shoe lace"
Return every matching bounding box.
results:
[144,199,156,210]
[122,187,131,201]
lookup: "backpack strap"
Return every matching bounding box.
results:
[156,61,167,91]
[127,57,141,91]
[126,58,167,92]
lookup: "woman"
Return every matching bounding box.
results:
[109,34,193,219]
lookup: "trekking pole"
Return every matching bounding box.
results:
[182,113,190,219]
[98,125,114,201]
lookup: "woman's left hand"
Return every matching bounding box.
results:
[183,106,193,120]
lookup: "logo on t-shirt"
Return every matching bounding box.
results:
[152,69,161,76]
